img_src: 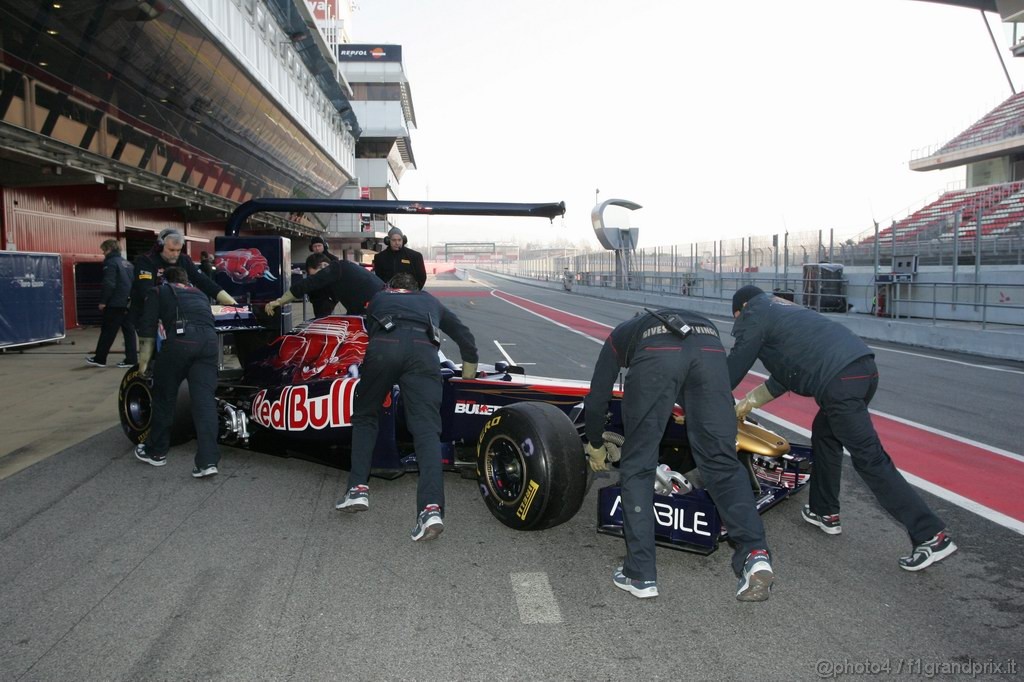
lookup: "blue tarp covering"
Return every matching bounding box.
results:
[0,251,65,349]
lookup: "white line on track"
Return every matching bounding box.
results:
[493,340,516,365]
[510,572,563,624]
[749,408,1024,535]
[865,345,1024,374]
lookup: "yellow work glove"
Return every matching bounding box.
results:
[461,361,478,379]
[587,442,612,472]
[264,291,296,315]
[735,383,776,420]
[215,290,238,306]
[138,337,155,373]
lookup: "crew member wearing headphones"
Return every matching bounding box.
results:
[372,227,427,290]
[129,228,235,326]
[307,236,340,317]
[133,267,222,478]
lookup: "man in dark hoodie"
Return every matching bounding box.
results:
[727,285,956,572]
[86,239,138,368]
[129,228,235,326]
[372,227,427,290]
[307,236,340,317]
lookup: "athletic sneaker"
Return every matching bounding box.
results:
[411,504,444,541]
[116,361,134,369]
[899,530,957,572]
[134,444,166,467]
[335,484,369,512]
[736,549,774,602]
[85,356,106,368]
[801,505,842,535]
[612,567,659,599]
[192,464,219,478]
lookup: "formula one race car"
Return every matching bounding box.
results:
[117,198,812,554]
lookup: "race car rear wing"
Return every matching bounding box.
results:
[225,198,567,236]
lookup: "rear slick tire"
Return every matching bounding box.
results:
[476,401,587,531]
[118,365,195,446]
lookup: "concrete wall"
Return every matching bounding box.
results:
[474,268,1024,363]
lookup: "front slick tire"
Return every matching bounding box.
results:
[118,365,195,446]
[476,401,587,531]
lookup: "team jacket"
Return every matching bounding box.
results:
[372,246,427,290]
[727,292,872,399]
[583,309,721,445]
[364,288,478,363]
[129,249,220,325]
[289,259,384,316]
[100,251,133,308]
[139,282,216,339]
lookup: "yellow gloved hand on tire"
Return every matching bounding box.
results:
[587,442,616,472]
[215,290,238,306]
[461,361,478,380]
[735,383,776,420]
[138,337,155,373]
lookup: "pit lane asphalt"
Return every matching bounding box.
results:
[1,275,1021,680]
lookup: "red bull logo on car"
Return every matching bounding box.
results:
[252,378,357,430]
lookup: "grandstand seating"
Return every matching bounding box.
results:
[934,91,1024,156]
[863,180,1024,245]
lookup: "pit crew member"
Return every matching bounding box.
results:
[129,228,235,326]
[265,253,383,317]
[133,267,221,478]
[334,272,478,541]
[307,236,340,317]
[584,309,774,601]
[728,285,956,571]
[372,227,427,290]
[86,239,138,369]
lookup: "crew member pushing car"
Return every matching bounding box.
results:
[133,267,222,478]
[584,309,774,601]
[129,228,235,326]
[728,285,955,571]
[265,253,383,317]
[333,273,478,542]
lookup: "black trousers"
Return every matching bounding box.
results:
[148,327,220,467]
[619,334,768,581]
[348,327,444,513]
[810,356,944,545]
[93,306,137,364]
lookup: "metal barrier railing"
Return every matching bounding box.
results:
[484,262,1024,328]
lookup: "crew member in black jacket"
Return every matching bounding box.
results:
[333,273,478,542]
[265,253,383,316]
[86,239,138,368]
[728,285,955,571]
[133,267,222,478]
[584,309,774,601]
[308,236,339,317]
[129,228,235,326]
[372,227,427,290]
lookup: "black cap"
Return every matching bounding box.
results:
[732,285,764,314]
[309,236,327,248]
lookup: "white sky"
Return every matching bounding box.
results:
[351,0,1024,250]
